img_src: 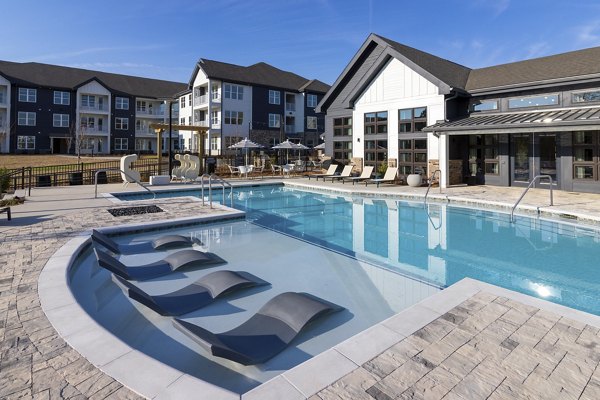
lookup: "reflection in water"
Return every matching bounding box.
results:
[231,186,600,315]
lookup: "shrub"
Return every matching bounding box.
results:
[0,168,9,193]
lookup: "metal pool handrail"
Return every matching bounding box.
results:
[200,174,233,208]
[94,168,156,199]
[424,169,442,204]
[510,174,554,223]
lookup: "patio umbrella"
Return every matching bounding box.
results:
[228,138,262,166]
[314,142,325,150]
[272,140,297,164]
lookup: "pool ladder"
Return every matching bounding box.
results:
[200,174,233,208]
[510,175,554,223]
[424,169,442,204]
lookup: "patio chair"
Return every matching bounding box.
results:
[228,165,240,177]
[341,166,374,185]
[328,165,354,182]
[112,270,269,316]
[93,247,226,281]
[271,164,283,176]
[308,164,338,181]
[0,206,11,221]
[365,167,399,188]
[91,229,202,255]
[173,292,343,365]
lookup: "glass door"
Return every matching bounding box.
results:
[511,133,558,187]
[512,134,531,184]
[539,134,557,184]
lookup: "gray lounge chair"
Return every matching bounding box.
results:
[112,271,269,316]
[93,247,225,281]
[308,164,338,181]
[342,166,374,185]
[173,292,343,365]
[92,229,202,255]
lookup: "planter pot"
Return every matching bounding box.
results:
[407,174,422,187]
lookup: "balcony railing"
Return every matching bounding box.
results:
[211,94,221,102]
[136,109,165,117]
[194,120,209,127]
[194,95,208,106]
[80,127,108,134]
[285,104,296,112]
[285,125,295,134]
[135,128,156,135]
[80,104,109,112]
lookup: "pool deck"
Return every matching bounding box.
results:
[2,177,600,399]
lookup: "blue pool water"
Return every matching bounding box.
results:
[115,185,600,316]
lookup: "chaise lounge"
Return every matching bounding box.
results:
[91,229,202,255]
[341,166,374,185]
[308,164,338,181]
[112,270,269,316]
[328,165,354,182]
[173,291,343,365]
[365,167,399,188]
[93,247,225,280]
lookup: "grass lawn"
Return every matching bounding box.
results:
[0,154,139,169]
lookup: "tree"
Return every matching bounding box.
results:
[67,120,88,162]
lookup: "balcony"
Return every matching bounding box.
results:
[194,120,209,127]
[80,104,109,113]
[211,120,221,129]
[285,125,295,134]
[136,109,165,118]
[194,95,208,107]
[135,127,156,136]
[285,103,296,112]
[81,127,108,135]
[211,93,221,103]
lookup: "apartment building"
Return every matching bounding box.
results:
[179,59,329,154]
[318,33,600,193]
[0,61,186,154]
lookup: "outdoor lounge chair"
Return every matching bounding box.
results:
[112,270,269,316]
[173,291,344,365]
[328,165,353,182]
[308,164,338,181]
[365,167,399,188]
[93,247,225,280]
[341,166,374,185]
[91,229,202,255]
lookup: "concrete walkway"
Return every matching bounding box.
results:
[2,179,600,399]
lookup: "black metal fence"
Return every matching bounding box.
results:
[3,158,168,191]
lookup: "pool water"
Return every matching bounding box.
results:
[116,184,600,315]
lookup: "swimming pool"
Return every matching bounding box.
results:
[115,184,600,316]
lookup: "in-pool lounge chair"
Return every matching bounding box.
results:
[173,291,344,365]
[91,229,202,255]
[365,167,399,188]
[112,271,269,316]
[308,164,338,181]
[328,165,354,182]
[93,247,225,280]
[341,166,374,185]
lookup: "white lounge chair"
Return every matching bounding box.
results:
[328,165,354,182]
[342,166,374,185]
[309,164,338,181]
[365,167,398,188]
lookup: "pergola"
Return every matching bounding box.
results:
[149,123,208,174]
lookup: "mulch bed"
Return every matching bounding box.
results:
[107,205,164,217]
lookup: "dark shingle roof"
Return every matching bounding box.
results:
[466,46,600,91]
[374,34,472,90]
[0,60,187,98]
[198,59,330,93]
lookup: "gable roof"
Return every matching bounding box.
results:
[192,59,330,93]
[0,60,187,99]
[465,46,600,92]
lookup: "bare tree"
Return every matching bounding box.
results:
[67,121,88,162]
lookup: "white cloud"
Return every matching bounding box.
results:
[472,0,510,17]
[525,41,551,59]
[576,20,600,45]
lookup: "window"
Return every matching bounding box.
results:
[365,111,388,135]
[333,141,352,160]
[17,135,35,150]
[398,139,427,177]
[471,100,498,112]
[54,91,70,105]
[333,117,352,136]
[364,140,387,166]
[114,138,128,151]
[18,88,36,102]
[468,135,499,176]
[180,117,185,125]
[573,90,600,103]
[115,117,129,130]
[508,94,559,109]
[224,84,244,100]
[180,96,186,108]
[399,107,427,133]
[211,85,220,100]
[53,114,69,128]
[307,94,318,108]
[224,110,244,125]
[211,111,220,125]
[211,137,218,151]
[81,95,96,108]
[269,90,280,105]
[573,131,600,180]
[188,116,192,125]
[307,116,317,130]
[268,113,280,128]
[18,112,36,126]
[116,97,129,110]
[81,117,95,129]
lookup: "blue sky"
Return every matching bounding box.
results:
[2,0,600,85]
